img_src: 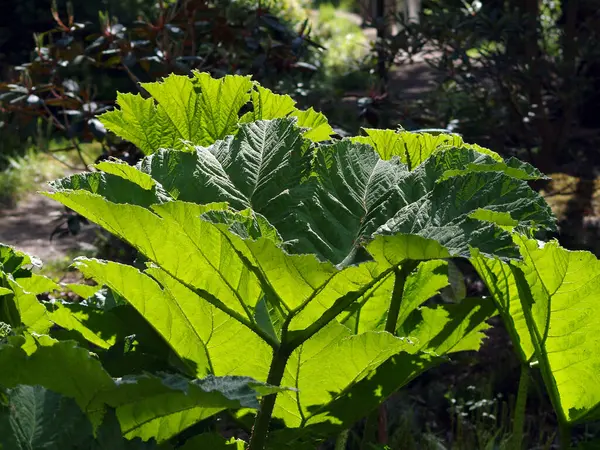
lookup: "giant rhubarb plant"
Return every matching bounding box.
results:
[1,72,597,449]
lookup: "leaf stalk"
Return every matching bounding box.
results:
[384,260,418,333]
[559,421,571,450]
[248,345,292,450]
[512,363,529,450]
[362,259,417,448]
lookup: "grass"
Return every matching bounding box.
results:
[37,248,97,282]
[0,142,102,209]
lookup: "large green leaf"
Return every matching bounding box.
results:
[0,246,64,355]
[50,122,554,266]
[0,336,282,442]
[0,244,131,352]
[4,276,51,336]
[52,119,311,215]
[73,257,272,380]
[96,92,181,155]
[46,115,552,441]
[240,85,333,142]
[98,73,333,155]
[49,170,172,207]
[281,141,553,262]
[36,196,497,442]
[240,85,297,123]
[0,244,40,274]
[102,373,287,442]
[43,192,484,342]
[100,73,253,153]
[470,247,534,362]
[472,235,600,424]
[290,108,334,142]
[32,195,493,438]
[181,72,253,146]
[43,73,563,448]
[268,297,496,447]
[351,128,469,168]
[0,385,94,450]
[45,301,125,350]
[0,336,115,427]
[273,321,415,427]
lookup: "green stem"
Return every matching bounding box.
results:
[248,346,292,450]
[384,260,418,333]
[360,260,417,449]
[335,429,350,450]
[360,409,378,450]
[512,364,529,450]
[559,422,571,450]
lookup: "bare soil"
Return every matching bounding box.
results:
[0,192,96,262]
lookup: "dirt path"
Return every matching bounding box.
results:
[0,192,96,262]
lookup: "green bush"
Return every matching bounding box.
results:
[2,73,600,449]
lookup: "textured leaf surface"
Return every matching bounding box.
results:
[95,160,158,190]
[0,337,114,427]
[190,72,254,145]
[269,297,495,446]
[98,92,180,155]
[46,302,123,350]
[351,128,469,168]
[291,107,334,142]
[516,237,600,423]
[284,143,553,262]
[44,192,477,343]
[5,277,50,335]
[50,121,553,265]
[402,298,495,354]
[473,235,600,423]
[36,192,497,439]
[135,119,310,214]
[0,337,278,442]
[44,75,564,446]
[73,258,271,380]
[49,170,172,207]
[99,73,333,154]
[470,247,534,361]
[274,322,415,427]
[240,85,296,123]
[0,385,93,450]
[104,373,286,442]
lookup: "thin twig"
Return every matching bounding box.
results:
[43,150,82,171]
[47,145,77,153]
[70,138,90,169]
